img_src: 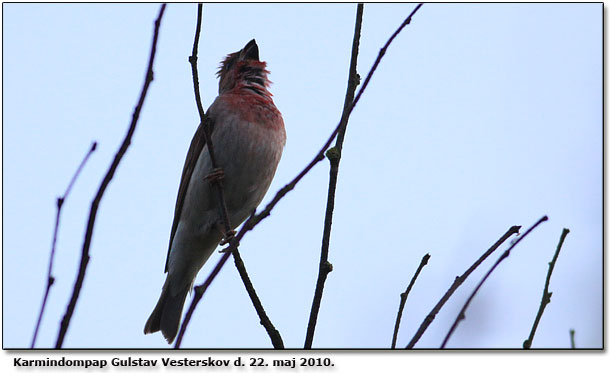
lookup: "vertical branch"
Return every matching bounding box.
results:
[188,5,230,222]
[175,3,283,349]
[305,4,364,349]
[333,4,364,156]
[523,228,570,349]
[405,225,520,348]
[391,253,430,349]
[231,249,284,348]
[440,216,549,349]
[176,2,424,349]
[304,3,363,349]
[55,4,167,348]
[31,142,97,348]
[304,3,424,349]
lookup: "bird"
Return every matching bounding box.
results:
[144,39,286,344]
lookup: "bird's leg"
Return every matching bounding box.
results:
[205,167,225,184]
[219,229,236,247]
[206,168,235,251]
[215,222,236,252]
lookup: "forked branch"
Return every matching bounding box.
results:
[174,3,283,349]
[440,216,549,348]
[304,3,364,350]
[176,2,424,349]
[406,225,521,348]
[55,4,167,348]
[32,142,97,348]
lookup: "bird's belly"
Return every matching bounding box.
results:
[214,121,283,228]
[181,119,283,236]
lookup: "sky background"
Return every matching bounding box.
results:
[2,3,603,349]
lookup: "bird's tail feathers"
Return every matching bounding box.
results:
[143,278,189,344]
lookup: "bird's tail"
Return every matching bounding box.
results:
[144,277,189,344]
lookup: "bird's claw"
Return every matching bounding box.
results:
[218,229,236,251]
[205,168,225,183]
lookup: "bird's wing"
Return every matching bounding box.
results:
[164,121,209,272]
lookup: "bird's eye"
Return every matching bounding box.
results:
[225,58,236,71]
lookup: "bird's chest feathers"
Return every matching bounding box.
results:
[182,106,283,230]
[221,91,281,128]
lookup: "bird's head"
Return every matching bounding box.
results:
[217,39,271,95]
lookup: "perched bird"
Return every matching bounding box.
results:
[144,39,286,343]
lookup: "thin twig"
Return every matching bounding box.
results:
[54,4,166,348]
[569,329,575,349]
[174,250,231,348]
[523,228,570,349]
[304,3,364,350]
[188,4,231,228]
[176,2,424,349]
[334,4,364,155]
[440,216,549,349]
[406,225,521,348]
[31,142,97,348]
[173,3,283,349]
[391,253,430,349]
[231,249,284,348]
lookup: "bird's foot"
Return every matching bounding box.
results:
[205,168,225,183]
[219,229,237,252]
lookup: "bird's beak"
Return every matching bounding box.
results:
[240,39,259,61]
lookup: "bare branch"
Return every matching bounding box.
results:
[231,249,284,348]
[188,5,231,228]
[176,2,424,349]
[523,228,570,349]
[31,142,97,348]
[440,216,549,349]
[174,3,283,349]
[236,3,425,242]
[391,253,430,349]
[304,3,364,350]
[405,225,520,348]
[54,4,167,348]
[174,250,231,348]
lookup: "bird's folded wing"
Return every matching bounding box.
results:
[164,121,209,272]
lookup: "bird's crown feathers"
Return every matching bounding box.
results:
[217,39,272,97]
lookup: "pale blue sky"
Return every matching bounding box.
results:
[2,3,602,349]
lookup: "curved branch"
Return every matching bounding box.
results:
[523,228,570,349]
[391,253,430,349]
[440,216,548,348]
[55,4,167,348]
[174,3,283,349]
[304,3,364,349]
[406,225,521,348]
[31,141,97,348]
[176,2,424,349]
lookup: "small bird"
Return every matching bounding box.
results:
[144,39,286,343]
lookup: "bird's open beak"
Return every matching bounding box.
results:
[240,39,259,61]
